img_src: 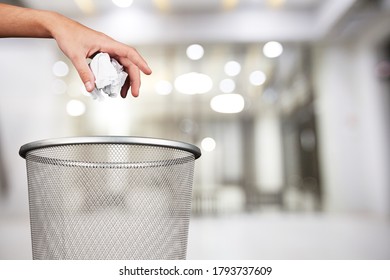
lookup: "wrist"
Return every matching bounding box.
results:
[39,10,65,39]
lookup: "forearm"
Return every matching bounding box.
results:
[0,3,60,38]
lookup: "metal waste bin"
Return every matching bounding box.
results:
[19,136,201,260]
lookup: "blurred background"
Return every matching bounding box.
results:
[0,0,390,259]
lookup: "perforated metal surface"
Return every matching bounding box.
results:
[23,140,197,260]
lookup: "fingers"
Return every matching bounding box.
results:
[102,41,152,98]
[105,42,152,75]
[120,75,130,98]
[71,55,95,92]
[118,58,141,98]
[130,64,141,98]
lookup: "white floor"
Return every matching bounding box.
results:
[1,213,389,260]
[187,213,390,259]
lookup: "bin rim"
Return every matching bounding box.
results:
[19,136,201,159]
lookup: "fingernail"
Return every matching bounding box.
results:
[85,81,93,92]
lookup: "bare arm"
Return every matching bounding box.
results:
[0,4,52,37]
[0,3,152,98]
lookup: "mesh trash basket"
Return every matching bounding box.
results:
[19,136,201,260]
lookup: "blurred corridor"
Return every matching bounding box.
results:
[0,0,390,259]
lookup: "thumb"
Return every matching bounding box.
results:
[71,56,95,92]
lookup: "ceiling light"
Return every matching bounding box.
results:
[52,61,69,77]
[249,71,266,86]
[222,0,239,10]
[263,41,283,58]
[153,0,170,12]
[155,80,173,95]
[66,100,86,117]
[219,79,235,93]
[112,0,134,8]
[210,93,245,114]
[186,44,204,60]
[73,0,95,14]
[174,72,213,94]
[224,61,241,76]
[201,137,216,152]
[266,0,285,9]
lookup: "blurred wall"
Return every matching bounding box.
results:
[313,12,390,215]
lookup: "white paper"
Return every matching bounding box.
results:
[89,53,128,100]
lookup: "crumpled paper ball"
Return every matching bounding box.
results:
[89,53,128,100]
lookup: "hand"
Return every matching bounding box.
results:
[50,13,152,98]
[0,4,152,98]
